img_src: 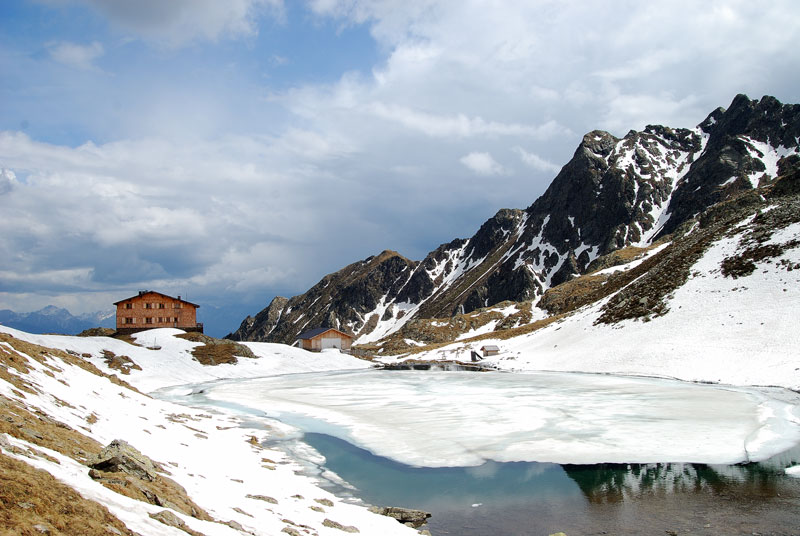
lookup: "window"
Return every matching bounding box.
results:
[144,303,152,309]
[145,317,153,324]
[125,303,132,309]
[158,303,165,309]
[124,317,134,324]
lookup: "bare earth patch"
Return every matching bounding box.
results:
[177,333,256,365]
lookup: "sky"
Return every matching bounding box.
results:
[1,0,799,336]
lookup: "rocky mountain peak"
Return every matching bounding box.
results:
[579,130,618,160]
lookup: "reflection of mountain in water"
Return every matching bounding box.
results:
[563,445,800,505]
[300,433,800,511]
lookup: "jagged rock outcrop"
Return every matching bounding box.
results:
[659,94,800,236]
[230,95,800,346]
[229,251,417,342]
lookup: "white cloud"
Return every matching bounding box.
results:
[80,0,283,46]
[46,40,104,70]
[513,147,560,174]
[459,152,506,176]
[0,168,18,195]
[369,103,566,139]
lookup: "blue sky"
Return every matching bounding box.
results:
[2,0,800,336]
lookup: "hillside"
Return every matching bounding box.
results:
[228,94,800,347]
[0,326,419,536]
[374,169,800,390]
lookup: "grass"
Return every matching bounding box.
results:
[177,332,256,365]
[0,453,139,536]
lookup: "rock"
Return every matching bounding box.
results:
[78,327,115,337]
[246,494,278,504]
[91,439,159,481]
[368,506,432,528]
[149,510,185,529]
[20,427,44,441]
[322,519,360,533]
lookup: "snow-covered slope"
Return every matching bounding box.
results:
[0,327,416,536]
[385,185,800,391]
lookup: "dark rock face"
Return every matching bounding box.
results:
[228,251,417,342]
[660,94,800,236]
[230,95,800,345]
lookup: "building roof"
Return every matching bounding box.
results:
[113,290,200,308]
[296,327,353,340]
[481,345,500,351]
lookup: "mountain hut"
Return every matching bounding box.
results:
[114,291,202,334]
[295,327,353,352]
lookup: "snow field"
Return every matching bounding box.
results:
[0,328,416,536]
[397,216,800,391]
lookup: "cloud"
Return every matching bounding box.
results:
[369,103,567,139]
[0,169,17,195]
[513,147,561,174]
[459,152,506,176]
[70,0,283,46]
[46,40,104,70]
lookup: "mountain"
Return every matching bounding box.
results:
[0,306,115,335]
[228,94,800,346]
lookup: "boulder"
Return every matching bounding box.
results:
[90,439,159,481]
[368,506,431,528]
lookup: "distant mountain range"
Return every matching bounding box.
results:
[0,305,115,335]
[227,94,800,348]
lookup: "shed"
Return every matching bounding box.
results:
[481,345,500,357]
[295,327,353,352]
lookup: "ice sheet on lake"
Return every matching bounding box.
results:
[201,370,800,468]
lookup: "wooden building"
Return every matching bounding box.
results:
[295,327,353,352]
[114,291,202,334]
[481,345,500,357]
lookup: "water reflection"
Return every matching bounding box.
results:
[564,444,800,504]
[301,433,800,536]
[301,433,582,511]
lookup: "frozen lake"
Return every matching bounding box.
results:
[194,369,800,467]
[158,370,800,534]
